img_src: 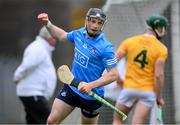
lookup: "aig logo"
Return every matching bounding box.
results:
[74,48,89,68]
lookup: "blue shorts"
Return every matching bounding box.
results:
[57,84,102,118]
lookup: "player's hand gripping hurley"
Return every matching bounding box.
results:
[57,65,127,121]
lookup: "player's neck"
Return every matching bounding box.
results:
[145,29,157,38]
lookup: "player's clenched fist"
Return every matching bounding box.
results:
[37,13,49,25]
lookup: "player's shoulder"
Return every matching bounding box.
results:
[68,27,85,35]
[155,39,167,50]
[123,34,142,41]
[102,36,112,45]
[129,34,144,41]
[159,41,168,53]
[120,34,142,45]
[100,34,114,48]
[67,27,85,40]
[95,34,114,53]
[72,27,85,33]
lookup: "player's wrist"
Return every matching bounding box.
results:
[89,82,96,89]
[46,20,52,28]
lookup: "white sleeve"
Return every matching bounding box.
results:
[13,46,45,81]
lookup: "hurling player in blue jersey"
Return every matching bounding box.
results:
[37,8,118,124]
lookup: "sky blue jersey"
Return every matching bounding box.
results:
[66,27,117,100]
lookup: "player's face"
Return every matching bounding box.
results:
[86,17,104,36]
[155,26,166,38]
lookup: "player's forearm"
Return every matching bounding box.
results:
[90,68,118,89]
[154,58,166,100]
[117,75,123,88]
[46,21,67,42]
[155,74,164,99]
[37,13,67,41]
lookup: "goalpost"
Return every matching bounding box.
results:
[102,0,171,48]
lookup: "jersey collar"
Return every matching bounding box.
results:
[82,27,104,41]
[144,33,156,38]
